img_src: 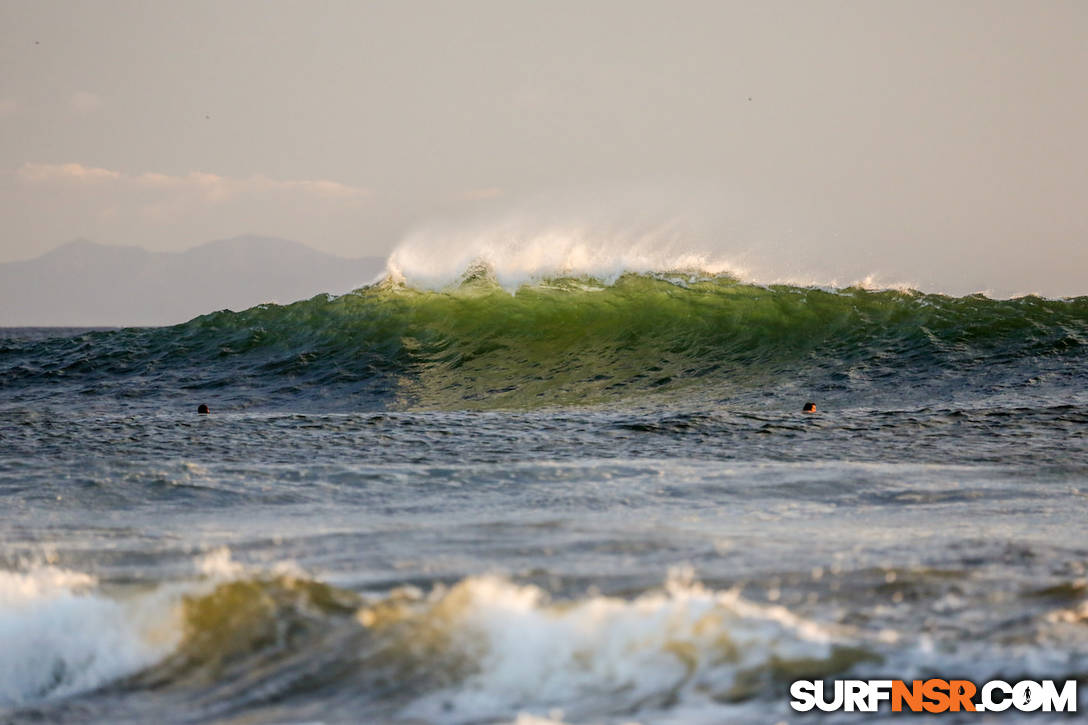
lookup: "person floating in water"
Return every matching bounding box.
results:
[197,404,210,414]
[802,402,816,413]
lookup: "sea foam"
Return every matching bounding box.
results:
[0,566,181,708]
[393,569,845,724]
[386,213,745,292]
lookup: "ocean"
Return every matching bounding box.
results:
[1,271,1086,723]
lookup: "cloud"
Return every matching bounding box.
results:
[460,187,504,201]
[70,91,103,114]
[18,162,121,182]
[0,98,17,119]
[17,162,370,203]
[15,162,372,229]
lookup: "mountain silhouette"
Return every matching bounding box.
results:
[0,235,386,326]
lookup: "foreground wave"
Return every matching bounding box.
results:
[2,271,1086,411]
[0,558,849,722]
[8,553,1087,724]
[8,552,1085,725]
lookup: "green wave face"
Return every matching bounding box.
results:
[390,276,928,409]
[4,273,1087,411]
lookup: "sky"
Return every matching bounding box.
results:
[1,0,1086,296]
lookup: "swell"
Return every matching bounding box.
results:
[1,273,1086,411]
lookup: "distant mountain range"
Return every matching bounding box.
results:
[0,235,387,326]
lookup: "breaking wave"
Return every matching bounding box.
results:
[0,556,870,723]
[0,566,179,708]
[6,553,1084,723]
[1,267,1085,411]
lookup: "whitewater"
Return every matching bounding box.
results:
[1,245,1086,722]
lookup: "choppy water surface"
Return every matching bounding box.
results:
[1,274,1086,723]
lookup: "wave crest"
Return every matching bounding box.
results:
[387,217,745,292]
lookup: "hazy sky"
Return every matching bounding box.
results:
[1,0,1086,296]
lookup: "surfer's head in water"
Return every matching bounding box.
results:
[802,402,816,413]
[197,404,210,414]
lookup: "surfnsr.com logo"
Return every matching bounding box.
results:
[790,679,1079,713]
